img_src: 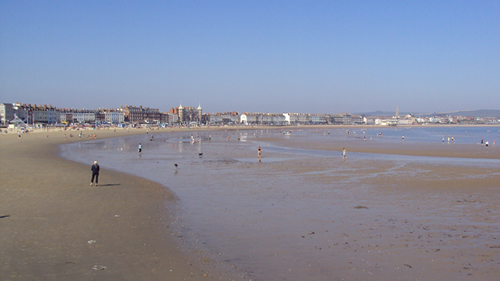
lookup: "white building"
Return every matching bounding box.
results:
[376,119,398,126]
[351,115,365,125]
[310,114,327,124]
[104,111,125,124]
[168,113,178,125]
[13,103,60,124]
[0,103,14,125]
[59,112,69,123]
[34,110,59,124]
[240,113,259,125]
[283,113,311,125]
[73,111,96,123]
[365,117,376,125]
[397,119,413,126]
[240,113,285,125]
[209,112,239,125]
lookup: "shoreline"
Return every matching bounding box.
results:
[51,127,500,280]
[0,128,241,280]
[2,122,500,135]
[1,125,499,280]
[272,140,500,160]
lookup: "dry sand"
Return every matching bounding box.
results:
[0,127,240,281]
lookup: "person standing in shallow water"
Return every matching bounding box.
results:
[342,148,347,159]
[90,161,100,186]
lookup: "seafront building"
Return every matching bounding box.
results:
[0,103,128,126]
[10,103,60,125]
[283,113,310,125]
[310,114,328,124]
[209,112,239,125]
[0,103,15,125]
[169,104,203,125]
[329,113,354,125]
[2,101,498,128]
[105,111,124,124]
[59,109,97,124]
[120,105,166,124]
[240,113,286,125]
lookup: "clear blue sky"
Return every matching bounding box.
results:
[1,1,499,114]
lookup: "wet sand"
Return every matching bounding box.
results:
[245,152,500,280]
[0,128,240,280]
[56,127,500,280]
[277,138,500,159]
[2,125,499,280]
[244,130,500,280]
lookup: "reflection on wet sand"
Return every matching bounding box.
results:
[61,128,500,280]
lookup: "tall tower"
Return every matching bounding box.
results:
[395,106,399,118]
[178,103,184,124]
[197,104,202,124]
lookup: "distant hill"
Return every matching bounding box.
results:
[355,109,500,118]
[433,109,500,118]
[354,111,410,117]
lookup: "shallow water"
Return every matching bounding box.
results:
[61,128,500,280]
[326,125,500,144]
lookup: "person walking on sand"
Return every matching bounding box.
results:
[90,161,100,186]
[138,143,142,154]
[18,131,21,138]
[342,148,347,159]
[258,146,262,157]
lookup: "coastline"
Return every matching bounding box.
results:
[0,128,240,280]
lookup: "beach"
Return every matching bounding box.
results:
[2,125,500,280]
[0,127,242,280]
[59,126,499,280]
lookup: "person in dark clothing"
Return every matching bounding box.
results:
[90,161,100,186]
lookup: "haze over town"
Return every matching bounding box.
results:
[1,1,499,114]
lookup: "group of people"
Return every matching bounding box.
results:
[66,133,95,139]
[90,139,350,186]
[481,139,494,147]
[442,137,455,143]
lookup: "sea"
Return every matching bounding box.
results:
[60,126,500,280]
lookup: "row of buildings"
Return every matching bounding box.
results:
[0,102,364,126]
[0,103,164,126]
[1,102,497,127]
